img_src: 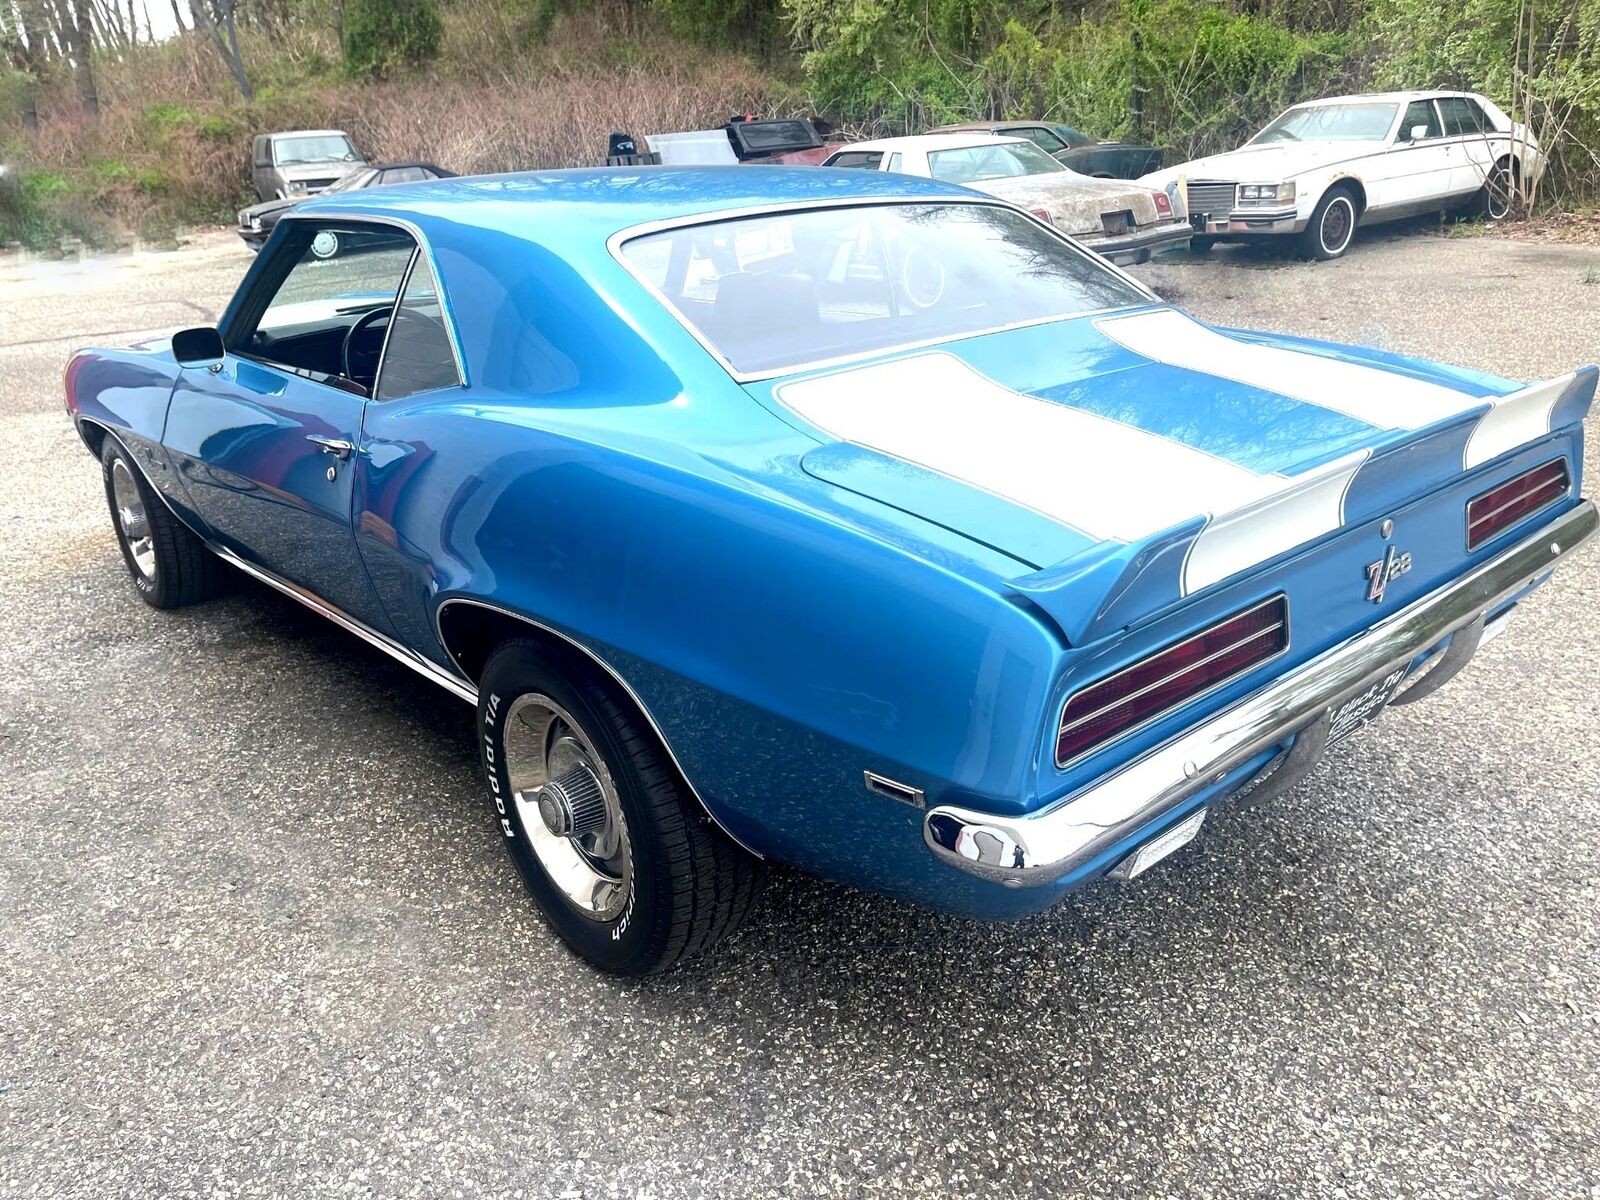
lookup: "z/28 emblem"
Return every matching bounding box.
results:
[1365,544,1413,603]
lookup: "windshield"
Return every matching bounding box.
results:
[274,135,360,166]
[621,202,1146,377]
[927,141,1064,183]
[326,167,379,193]
[1253,102,1398,144]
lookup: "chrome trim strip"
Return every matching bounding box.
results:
[927,500,1597,886]
[82,419,479,704]
[432,597,763,858]
[213,545,479,703]
[370,245,420,401]
[605,195,1162,385]
[277,210,470,388]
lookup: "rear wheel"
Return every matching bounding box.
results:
[478,640,763,975]
[101,438,222,608]
[1301,185,1359,260]
[1478,161,1516,221]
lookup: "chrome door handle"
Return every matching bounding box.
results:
[306,435,355,460]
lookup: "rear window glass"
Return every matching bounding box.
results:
[620,202,1145,377]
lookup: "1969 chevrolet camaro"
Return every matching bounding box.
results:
[66,168,1595,975]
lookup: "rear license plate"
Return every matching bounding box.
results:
[1326,664,1410,747]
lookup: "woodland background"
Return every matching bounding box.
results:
[3,0,1599,246]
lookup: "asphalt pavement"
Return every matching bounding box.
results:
[2,223,1598,1199]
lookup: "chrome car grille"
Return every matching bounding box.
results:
[1186,181,1237,218]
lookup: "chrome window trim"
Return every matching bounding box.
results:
[605,194,1162,385]
[1054,594,1291,771]
[370,244,420,402]
[433,597,763,857]
[278,209,470,389]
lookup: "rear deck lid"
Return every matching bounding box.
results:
[753,306,1594,641]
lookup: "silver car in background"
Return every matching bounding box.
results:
[250,130,368,202]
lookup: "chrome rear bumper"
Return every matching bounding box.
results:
[924,501,1597,887]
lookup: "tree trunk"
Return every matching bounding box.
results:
[72,0,99,118]
[169,0,187,31]
[189,0,252,99]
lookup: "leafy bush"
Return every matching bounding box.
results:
[343,0,446,79]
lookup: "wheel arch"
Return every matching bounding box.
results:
[1322,174,1367,216]
[434,597,763,858]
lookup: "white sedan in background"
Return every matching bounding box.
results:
[823,133,1192,265]
[1143,90,1543,260]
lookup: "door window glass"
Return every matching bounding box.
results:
[1438,97,1485,137]
[1400,100,1443,140]
[381,166,429,185]
[1005,126,1068,153]
[374,256,461,401]
[229,223,416,395]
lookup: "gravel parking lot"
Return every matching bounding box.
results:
[2,223,1598,1199]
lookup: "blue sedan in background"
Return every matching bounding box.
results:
[65,168,1595,974]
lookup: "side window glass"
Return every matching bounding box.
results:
[1439,97,1482,137]
[1463,99,1490,133]
[886,152,903,173]
[231,224,415,395]
[1010,126,1066,152]
[374,255,461,401]
[384,166,427,185]
[826,151,883,170]
[1400,100,1443,140]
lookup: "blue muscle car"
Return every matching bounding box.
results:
[65,168,1595,975]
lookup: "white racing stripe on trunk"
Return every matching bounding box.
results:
[1096,308,1475,429]
[776,351,1286,544]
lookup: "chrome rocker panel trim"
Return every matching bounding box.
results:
[925,500,1598,887]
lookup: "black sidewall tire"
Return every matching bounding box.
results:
[1483,165,1514,221]
[478,647,667,975]
[1305,188,1357,260]
[102,439,169,606]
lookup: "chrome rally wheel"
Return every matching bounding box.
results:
[110,456,156,582]
[99,436,222,608]
[477,639,764,975]
[504,693,633,921]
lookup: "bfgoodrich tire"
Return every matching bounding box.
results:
[101,437,222,609]
[1300,184,1360,260]
[478,639,764,975]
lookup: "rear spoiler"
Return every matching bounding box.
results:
[1008,366,1595,645]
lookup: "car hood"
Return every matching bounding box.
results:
[1143,140,1387,186]
[747,306,1593,640]
[968,174,1161,231]
[240,196,299,222]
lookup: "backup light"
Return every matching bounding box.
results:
[1466,458,1570,550]
[1056,596,1289,767]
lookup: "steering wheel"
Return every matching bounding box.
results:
[342,307,391,389]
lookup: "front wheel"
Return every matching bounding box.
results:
[478,640,763,975]
[101,437,222,608]
[1300,185,1359,260]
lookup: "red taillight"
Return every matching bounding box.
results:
[1056,596,1288,767]
[1151,190,1173,218]
[1030,207,1054,225]
[1466,458,1569,550]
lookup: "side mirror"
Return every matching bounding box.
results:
[172,326,225,367]
[1408,124,1430,142]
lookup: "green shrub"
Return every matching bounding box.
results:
[343,0,445,79]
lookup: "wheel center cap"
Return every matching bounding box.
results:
[534,762,608,839]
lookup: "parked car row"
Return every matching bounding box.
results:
[608,88,1543,263]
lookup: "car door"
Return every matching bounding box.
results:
[163,220,417,631]
[1371,99,1454,213]
[1439,96,1494,198]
